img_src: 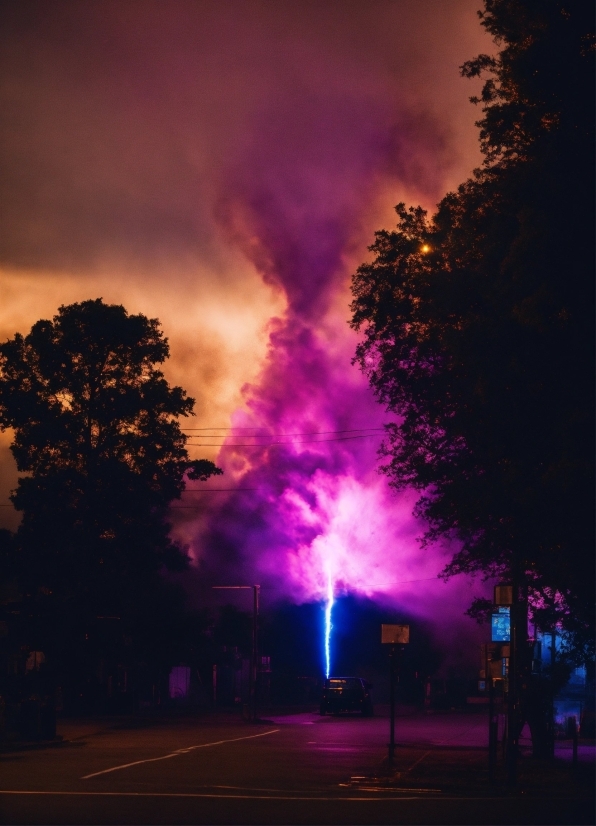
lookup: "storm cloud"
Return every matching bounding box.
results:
[0,1,491,645]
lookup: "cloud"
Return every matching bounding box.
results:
[0,0,493,637]
[0,0,486,271]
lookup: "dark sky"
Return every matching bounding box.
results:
[0,1,492,653]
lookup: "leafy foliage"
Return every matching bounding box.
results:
[350,1,594,639]
[0,299,221,671]
[462,0,594,165]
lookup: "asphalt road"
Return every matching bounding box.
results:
[0,711,592,825]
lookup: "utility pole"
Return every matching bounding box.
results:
[213,585,260,722]
[508,571,531,786]
[488,659,497,783]
[505,566,520,787]
[252,584,259,723]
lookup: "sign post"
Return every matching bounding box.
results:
[489,584,512,781]
[381,624,409,765]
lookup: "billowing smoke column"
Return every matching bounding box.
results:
[0,0,492,672]
[192,76,486,674]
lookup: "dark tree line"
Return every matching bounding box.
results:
[351,0,594,650]
[0,299,221,707]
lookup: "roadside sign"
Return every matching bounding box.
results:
[381,624,410,644]
[494,584,513,605]
[491,607,510,642]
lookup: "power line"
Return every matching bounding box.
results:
[183,428,385,435]
[386,577,439,584]
[186,435,380,446]
[182,488,258,492]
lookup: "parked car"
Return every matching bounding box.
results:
[320,677,373,716]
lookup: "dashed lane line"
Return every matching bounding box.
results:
[80,729,280,779]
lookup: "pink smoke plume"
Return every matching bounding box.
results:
[191,96,488,624]
[0,0,493,637]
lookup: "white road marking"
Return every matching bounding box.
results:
[2,790,571,802]
[0,789,430,801]
[354,786,441,793]
[80,729,280,779]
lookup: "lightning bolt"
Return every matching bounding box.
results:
[324,573,334,679]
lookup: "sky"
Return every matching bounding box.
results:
[0,0,494,665]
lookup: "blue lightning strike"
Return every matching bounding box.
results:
[324,574,334,679]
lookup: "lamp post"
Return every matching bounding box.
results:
[213,585,260,722]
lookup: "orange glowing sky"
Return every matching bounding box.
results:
[0,0,491,531]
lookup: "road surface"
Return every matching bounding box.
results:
[0,710,592,824]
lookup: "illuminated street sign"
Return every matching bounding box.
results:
[491,607,510,642]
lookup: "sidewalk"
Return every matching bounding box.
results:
[359,710,595,800]
[368,745,595,800]
[0,716,120,752]
[57,717,126,742]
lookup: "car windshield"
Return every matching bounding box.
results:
[328,678,360,689]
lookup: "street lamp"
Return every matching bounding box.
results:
[212,585,260,722]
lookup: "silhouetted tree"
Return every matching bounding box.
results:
[350,1,594,646]
[0,528,14,584]
[0,299,221,694]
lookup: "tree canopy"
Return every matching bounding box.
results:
[350,0,594,642]
[0,298,221,673]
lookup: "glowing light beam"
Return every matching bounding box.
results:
[324,574,334,679]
